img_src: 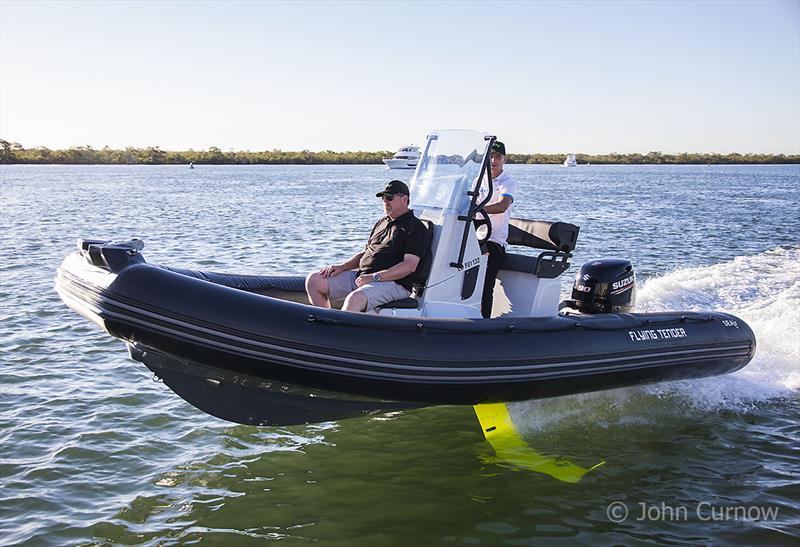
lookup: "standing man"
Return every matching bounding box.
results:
[305,180,429,313]
[478,140,517,318]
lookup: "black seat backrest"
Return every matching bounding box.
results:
[412,219,434,297]
[507,218,580,253]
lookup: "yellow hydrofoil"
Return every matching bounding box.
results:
[473,403,605,483]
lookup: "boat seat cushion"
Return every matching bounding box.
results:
[507,218,580,253]
[375,297,420,310]
[501,252,572,279]
[501,253,538,274]
[412,219,435,295]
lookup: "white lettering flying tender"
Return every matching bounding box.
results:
[628,328,688,342]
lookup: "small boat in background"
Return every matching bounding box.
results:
[383,146,420,169]
[564,154,577,167]
[189,162,195,169]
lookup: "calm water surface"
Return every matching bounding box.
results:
[1,164,799,545]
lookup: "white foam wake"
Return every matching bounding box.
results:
[512,246,800,431]
[637,245,799,395]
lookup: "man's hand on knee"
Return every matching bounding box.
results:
[319,264,345,278]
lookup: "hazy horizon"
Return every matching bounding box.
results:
[2,0,799,155]
[2,140,798,156]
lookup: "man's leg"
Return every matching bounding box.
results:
[342,290,368,312]
[481,242,506,318]
[305,272,332,308]
[344,281,409,313]
[307,270,358,308]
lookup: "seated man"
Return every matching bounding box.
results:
[305,180,429,313]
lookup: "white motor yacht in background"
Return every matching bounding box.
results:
[564,154,577,167]
[383,146,421,169]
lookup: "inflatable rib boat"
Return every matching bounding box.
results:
[55,130,756,426]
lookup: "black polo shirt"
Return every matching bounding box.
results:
[357,210,429,291]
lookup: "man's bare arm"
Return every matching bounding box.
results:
[319,252,365,278]
[355,254,421,286]
[483,195,513,214]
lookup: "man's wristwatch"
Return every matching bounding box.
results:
[372,272,382,282]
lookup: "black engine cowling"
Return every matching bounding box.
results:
[568,258,636,314]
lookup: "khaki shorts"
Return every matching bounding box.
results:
[327,270,410,312]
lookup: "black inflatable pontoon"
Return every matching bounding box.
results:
[55,238,755,426]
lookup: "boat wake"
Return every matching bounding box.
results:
[512,245,799,431]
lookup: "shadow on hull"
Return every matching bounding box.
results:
[132,344,423,426]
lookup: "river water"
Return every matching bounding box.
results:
[1,164,798,545]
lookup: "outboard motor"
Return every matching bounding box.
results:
[566,258,636,314]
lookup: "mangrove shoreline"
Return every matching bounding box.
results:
[1,141,797,165]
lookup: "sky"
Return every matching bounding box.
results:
[1,0,798,154]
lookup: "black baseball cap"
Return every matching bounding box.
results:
[491,141,506,156]
[376,180,410,197]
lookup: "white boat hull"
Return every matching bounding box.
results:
[383,159,418,169]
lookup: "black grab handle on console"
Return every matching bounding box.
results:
[451,135,495,269]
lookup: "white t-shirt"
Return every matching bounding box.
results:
[477,170,518,246]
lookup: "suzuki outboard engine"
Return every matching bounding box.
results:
[566,258,636,314]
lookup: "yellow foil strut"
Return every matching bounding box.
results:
[473,403,604,483]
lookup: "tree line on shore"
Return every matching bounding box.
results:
[1,140,797,165]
